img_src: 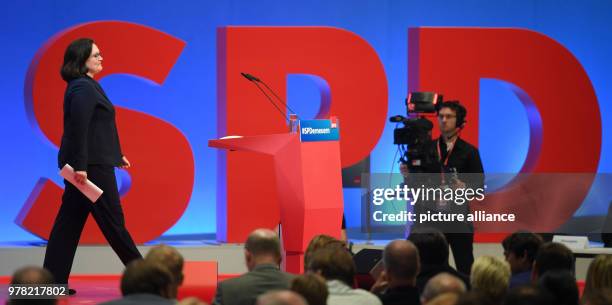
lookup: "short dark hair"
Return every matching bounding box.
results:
[503,285,554,305]
[60,38,93,82]
[502,231,543,264]
[534,242,574,277]
[538,270,579,305]
[304,234,346,270]
[245,230,282,259]
[145,244,184,285]
[9,266,56,305]
[120,259,173,297]
[307,247,355,286]
[436,100,467,127]
[407,227,449,265]
[290,274,329,305]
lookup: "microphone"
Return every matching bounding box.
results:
[240,72,260,82]
[240,72,300,120]
[240,72,290,123]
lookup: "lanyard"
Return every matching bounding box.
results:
[437,137,457,167]
[437,137,457,184]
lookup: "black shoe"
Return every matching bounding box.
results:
[68,288,76,296]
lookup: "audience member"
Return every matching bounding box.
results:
[582,254,612,304]
[304,234,346,270]
[370,240,420,305]
[583,288,612,305]
[470,256,510,303]
[213,229,293,305]
[256,290,307,305]
[178,297,210,305]
[423,293,459,305]
[502,285,553,305]
[501,231,543,288]
[537,270,578,305]
[531,242,574,281]
[454,291,491,305]
[100,259,175,305]
[8,266,56,305]
[145,244,185,299]
[421,273,466,304]
[407,227,470,292]
[290,274,328,305]
[308,247,382,305]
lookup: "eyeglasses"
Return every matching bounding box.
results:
[437,114,456,120]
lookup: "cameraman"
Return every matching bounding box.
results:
[400,100,484,275]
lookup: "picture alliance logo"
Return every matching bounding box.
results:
[301,127,331,135]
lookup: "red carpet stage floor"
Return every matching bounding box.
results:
[0,274,239,305]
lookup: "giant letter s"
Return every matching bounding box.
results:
[17,21,194,243]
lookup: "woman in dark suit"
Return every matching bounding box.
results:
[43,38,142,294]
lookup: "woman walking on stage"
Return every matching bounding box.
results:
[43,38,142,294]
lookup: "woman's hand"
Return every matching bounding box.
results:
[120,156,131,169]
[74,171,87,185]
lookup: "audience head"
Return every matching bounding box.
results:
[177,297,209,305]
[307,247,355,286]
[120,259,174,299]
[583,289,612,305]
[304,234,346,270]
[145,244,185,285]
[537,270,578,305]
[532,242,574,280]
[256,290,308,305]
[244,229,282,271]
[502,285,553,305]
[290,274,328,305]
[9,266,56,305]
[424,293,460,305]
[470,256,511,301]
[383,240,420,286]
[407,227,449,266]
[455,291,492,305]
[502,231,543,274]
[583,254,612,304]
[421,272,467,304]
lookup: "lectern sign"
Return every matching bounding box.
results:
[299,118,340,142]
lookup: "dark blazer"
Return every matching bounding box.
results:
[212,264,294,305]
[98,293,175,305]
[58,76,124,171]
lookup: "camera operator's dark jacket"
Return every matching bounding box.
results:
[412,137,484,231]
[431,137,484,175]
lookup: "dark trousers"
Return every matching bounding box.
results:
[445,232,474,275]
[43,165,142,284]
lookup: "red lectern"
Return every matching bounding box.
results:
[209,131,343,273]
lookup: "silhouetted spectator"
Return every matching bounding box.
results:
[8,266,56,305]
[370,240,420,305]
[290,274,328,305]
[407,227,470,293]
[213,229,293,305]
[308,247,381,305]
[421,273,466,304]
[100,259,175,305]
[146,244,185,299]
[531,242,574,281]
[501,231,543,288]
